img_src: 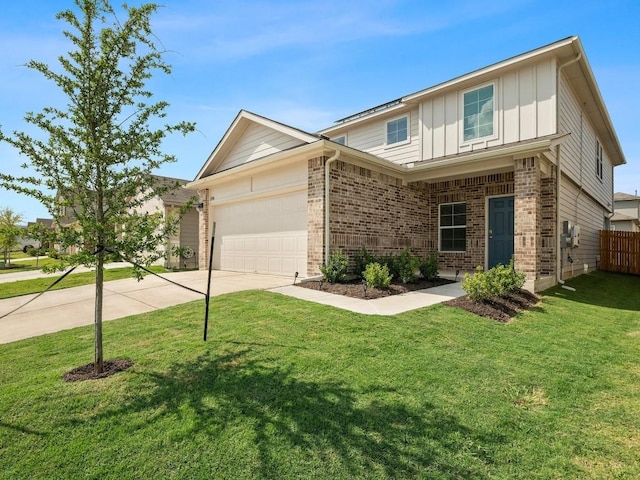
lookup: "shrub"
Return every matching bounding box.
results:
[492,257,526,295]
[354,247,376,278]
[462,266,499,302]
[395,248,420,284]
[419,251,439,281]
[27,247,40,257]
[47,249,60,259]
[363,262,392,289]
[378,255,399,279]
[462,259,526,302]
[320,249,349,283]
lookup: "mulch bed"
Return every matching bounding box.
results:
[298,277,539,322]
[297,277,456,300]
[63,358,134,382]
[443,290,540,323]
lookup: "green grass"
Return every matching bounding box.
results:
[1,271,639,479]
[0,257,60,274]
[0,265,169,299]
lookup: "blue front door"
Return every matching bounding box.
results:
[488,196,514,268]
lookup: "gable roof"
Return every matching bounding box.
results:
[193,110,319,181]
[318,36,626,168]
[614,192,640,201]
[150,175,197,206]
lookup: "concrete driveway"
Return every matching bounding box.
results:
[0,270,293,344]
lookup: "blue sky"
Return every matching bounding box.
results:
[1,0,639,222]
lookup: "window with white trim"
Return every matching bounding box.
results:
[439,202,467,252]
[333,135,346,145]
[386,116,408,145]
[463,84,494,142]
[595,139,603,181]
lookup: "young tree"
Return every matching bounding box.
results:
[0,0,195,373]
[0,208,24,268]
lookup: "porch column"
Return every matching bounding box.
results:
[514,157,541,291]
[307,157,326,276]
[197,188,209,271]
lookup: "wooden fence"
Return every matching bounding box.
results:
[599,230,640,275]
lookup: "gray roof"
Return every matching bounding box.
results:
[611,212,640,222]
[614,192,640,201]
[151,175,198,206]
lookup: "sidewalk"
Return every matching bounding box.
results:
[0,270,292,344]
[0,261,133,284]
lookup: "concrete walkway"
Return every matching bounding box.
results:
[0,269,465,344]
[272,280,464,315]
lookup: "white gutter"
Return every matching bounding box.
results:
[556,52,582,283]
[324,150,341,265]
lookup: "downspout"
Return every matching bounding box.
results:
[324,149,342,265]
[556,52,582,283]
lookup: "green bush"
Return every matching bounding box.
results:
[27,248,40,257]
[492,257,526,295]
[320,249,349,283]
[395,248,420,284]
[462,266,499,302]
[378,255,399,279]
[47,249,60,259]
[419,251,439,281]
[462,259,526,302]
[363,262,392,289]
[354,247,376,278]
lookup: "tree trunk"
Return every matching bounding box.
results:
[94,249,104,374]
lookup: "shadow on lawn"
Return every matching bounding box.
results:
[81,349,505,478]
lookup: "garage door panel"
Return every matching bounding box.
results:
[213,190,307,276]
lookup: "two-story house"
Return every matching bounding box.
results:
[188,36,626,292]
[612,192,640,232]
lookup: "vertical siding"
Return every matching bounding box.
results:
[537,59,556,136]
[419,58,556,161]
[518,65,537,139]
[502,71,520,143]
[558,72,613,209]
[180,208,200,268]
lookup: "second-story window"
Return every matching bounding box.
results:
[386,116,408,146]
[596,140,603,181]
[333,135,346,145]
[463,84,494,142]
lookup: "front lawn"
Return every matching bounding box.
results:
[0,256,60,274]
[1,272,638,479]
[0,265,169,299]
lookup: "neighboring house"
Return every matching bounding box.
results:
[188,36,626,292]
[612,192,640,232]
[55,177,199,268]
[136,175,200,269]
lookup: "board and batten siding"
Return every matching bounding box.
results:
[421,58,557,161]
[217,123,307,172]
[179,208,200,262]
[558,71,614,210]
[339,108,420,165]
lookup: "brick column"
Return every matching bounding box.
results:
[514,157,541,290]
[198,188,209,270]
[307,157,326,276]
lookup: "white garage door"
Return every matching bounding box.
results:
[213,190,307,276]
